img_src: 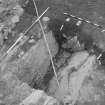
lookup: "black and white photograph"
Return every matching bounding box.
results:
[0,0,105,105]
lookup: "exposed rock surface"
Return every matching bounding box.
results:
[0,70,59,105]
[48,51,105,105]
[0,0,105,105]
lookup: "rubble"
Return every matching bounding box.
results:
[0,0,105,105]
[0,0,24,48]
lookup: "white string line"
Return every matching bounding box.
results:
[32,0,60,88]
[64,12,105,32]
[6,7,49,55]
[23,7,50,35]
[7,34,24,54]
